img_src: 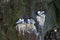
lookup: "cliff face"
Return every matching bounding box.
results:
[0,0,60,40]
[54,0,60,26]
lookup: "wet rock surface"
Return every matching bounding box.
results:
[44,27,60,40]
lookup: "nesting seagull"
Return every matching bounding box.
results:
[16,18,26,35]
[27,19,39,36]
[36,11,46,40]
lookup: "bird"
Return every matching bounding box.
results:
[27,19,39,36]
[16,18,26,35]
[36,11,46,40]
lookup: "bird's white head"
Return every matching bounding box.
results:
[16,18,22,24]
[21,19,25,24]
[27,19,31,24]
[16,18,25,24]
[37,11,45,16]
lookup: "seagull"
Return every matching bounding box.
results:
[36,11,46,40]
